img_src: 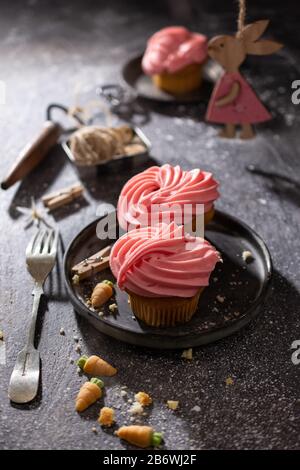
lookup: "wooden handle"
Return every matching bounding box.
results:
[1,121,62,190]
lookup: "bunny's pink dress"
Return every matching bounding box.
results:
[206,72,271,124]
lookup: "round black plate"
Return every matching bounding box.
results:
[63,211,272,349]
[122,55,222,103]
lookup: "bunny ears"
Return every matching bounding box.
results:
[237,19,283,56]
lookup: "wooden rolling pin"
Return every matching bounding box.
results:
[1,120,62,190]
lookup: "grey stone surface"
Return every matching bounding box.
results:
[0,0,299,450]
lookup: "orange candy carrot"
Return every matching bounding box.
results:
[91,280,114,308]
[75,378,104,412]
[77,355,117,377]
[116,425,163,448]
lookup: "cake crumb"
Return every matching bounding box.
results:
[135,391,152,407]
[0,330,3,341]
[109,303,118,313]
[91,426,98,434]
[59,328,65,336]
[167,400,179,410]
[127,399,133,404]
[69,358,74,364]
[225,376,234,386]
[72,274,80,285]
[75,344,82,353]
[181,348,193,360]
[242,250,254,263]
[77,367,82,375]
[129,402,144,415]
[98,311,104,318]
[98,407,115,427]
[216,295,225,303]
[73,335,79,342]
[120,390,127,398]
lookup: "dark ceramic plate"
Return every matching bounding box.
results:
[122,55,223,103]
[63,210,272,349]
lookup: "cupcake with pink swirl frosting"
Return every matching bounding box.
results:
[117,164,219,232]
[110,222,221,327]
[142,26,207,95]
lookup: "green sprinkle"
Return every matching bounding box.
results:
[77,355,88,370]
[102,280,114,288]
[90,377,104,389]
[151,432,163,447]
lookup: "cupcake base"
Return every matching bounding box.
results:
[127,288,204,327]
[152,63,203,95]
[191,206,215,232]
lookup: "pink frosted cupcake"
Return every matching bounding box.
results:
[110,222,221,327]
[117,164,219,232]
[142,26,207,95]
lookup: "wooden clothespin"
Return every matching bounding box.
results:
[71,245,112,281]
[42,183,84,211]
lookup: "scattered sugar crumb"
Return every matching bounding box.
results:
[225,376,234,386]
[121,385,128,390]
[72,274,80,285]
[135,391,152,407]
[69,358,74,364]
[258,198,267,205]
[216,295,225,303]
[91,427,98,434]
[0,330,3,341]
[242,250,254,263]
[109,303,118,313]
[127,399,133,404]
[98,311,104,318]
[59,328,65,336]
[75,344,82,353]
[213,277,218,282]
[129,402,144,415]
[167,400,179,410]
[181,348,193,360]
[191,405,201,412]
[73,336,79,342]
[120,390,127,398]
[77,367,82,375]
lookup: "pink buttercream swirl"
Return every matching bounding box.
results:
[142,26,207,75]
[117,164,219,231]
[109,222,221,298]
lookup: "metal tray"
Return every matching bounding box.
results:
[63,210,272,349]
[122,55,223,103]
[61,126,151,167]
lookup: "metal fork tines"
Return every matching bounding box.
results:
[8,228,59,404]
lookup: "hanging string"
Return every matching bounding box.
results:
[237,0,246,38]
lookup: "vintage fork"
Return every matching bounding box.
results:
[8,228,59,403]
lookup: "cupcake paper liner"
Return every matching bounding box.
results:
[127,288,204,327]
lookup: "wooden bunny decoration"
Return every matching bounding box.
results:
[205,19,283,139]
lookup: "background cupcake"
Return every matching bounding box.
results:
[142,26,207,95]
[110,222,221,327]
[117,164,219,233]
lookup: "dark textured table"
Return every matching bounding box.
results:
[0,0,300,450]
